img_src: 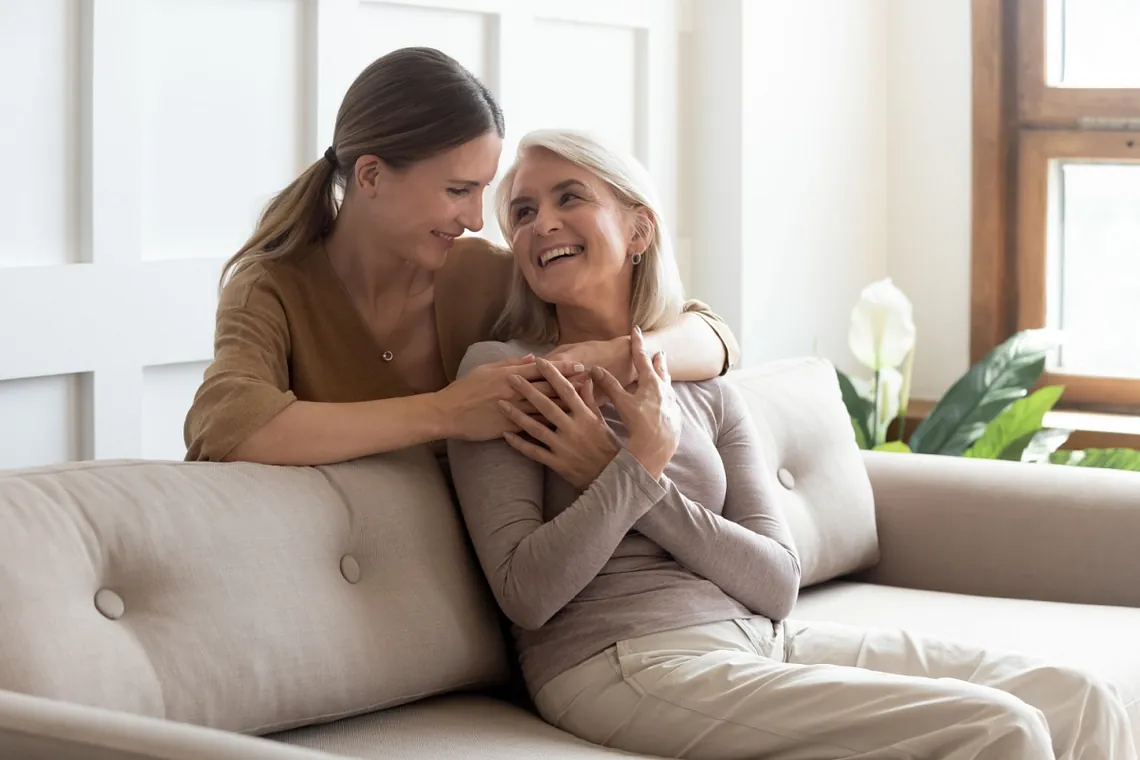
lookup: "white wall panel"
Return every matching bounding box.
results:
[142,362,209,461]
[0,0,681,470]
[355,3,490,82]
[0,374,88,471]
[689,0,889,370]
[0,0,81,268]
[527,19,639,156]
[139,0,307,261]
[886,0,972,399]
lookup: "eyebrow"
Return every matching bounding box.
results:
[509,179,587,209]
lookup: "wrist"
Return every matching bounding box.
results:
[610,335,635,384]
[626,436,669,480]
[420,390,456,439]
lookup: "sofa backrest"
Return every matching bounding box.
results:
[0,355,877,737]
[725,357,880,586]
[0,445,511,736]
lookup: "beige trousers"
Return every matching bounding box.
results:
[533,617,1136,759]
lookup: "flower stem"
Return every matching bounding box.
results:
[872,368,881,447]
[896,345,916,443]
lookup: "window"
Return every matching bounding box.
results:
[973,0,1140,412]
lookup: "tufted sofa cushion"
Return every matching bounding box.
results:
[725,357,879,587]
[0,445,510,736]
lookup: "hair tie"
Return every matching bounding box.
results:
[324,146,338,167]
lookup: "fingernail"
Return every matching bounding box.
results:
[498,400,512,412]
[573,363,585,373]
[509,374,523,386]
[592,366,604,378]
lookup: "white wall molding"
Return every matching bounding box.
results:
[0,0,684,469]
[687,0,890,371]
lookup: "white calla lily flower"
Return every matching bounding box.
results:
[848,278,916,371]
[852,367,904,446]
[873,367,904,433]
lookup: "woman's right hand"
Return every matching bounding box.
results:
[440,355,586,441]
[592,327,682,479]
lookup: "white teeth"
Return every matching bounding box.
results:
[433,231,456,240]
[539,246,583,267]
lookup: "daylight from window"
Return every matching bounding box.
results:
[1049,0,1140,87]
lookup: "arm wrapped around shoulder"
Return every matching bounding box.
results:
[682,298,740,375]
[857,450,1140,609]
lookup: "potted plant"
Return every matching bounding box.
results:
[836,278,1140,470]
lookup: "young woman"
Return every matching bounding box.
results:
[183,47,737,465]
[445,128,1136,760]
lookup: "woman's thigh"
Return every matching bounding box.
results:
[535,618,1050,760]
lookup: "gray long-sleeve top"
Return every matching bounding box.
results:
[447,341,802,695]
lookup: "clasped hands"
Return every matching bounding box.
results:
[497,327,682,489]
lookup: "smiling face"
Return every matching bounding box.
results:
[506,147,649,314]
[351,131,503,270]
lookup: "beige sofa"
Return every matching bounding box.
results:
[3,357,1140,759]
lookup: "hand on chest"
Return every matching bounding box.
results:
[540,404,728,522]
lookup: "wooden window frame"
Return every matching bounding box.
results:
[1017,0,1140,126]
[973,0,1140,414]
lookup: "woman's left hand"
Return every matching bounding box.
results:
[497,357,622,490]
[544,337,636,388]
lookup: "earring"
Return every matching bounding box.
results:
[631,252,643,265]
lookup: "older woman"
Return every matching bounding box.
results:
[446,130,1135,760]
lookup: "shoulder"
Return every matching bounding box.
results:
[217,258,287,313]
[458,339,549,378]
[673,376,751,432]
[438,236,513,283]
[219,244,332,314]
[435,236,515,314]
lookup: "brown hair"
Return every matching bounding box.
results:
[218,47,504,289]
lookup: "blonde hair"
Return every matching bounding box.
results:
[490,129,685,344]
[217,47,503,292]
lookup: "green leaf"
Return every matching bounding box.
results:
[1000,428,1072,462]
[836,369,873,449]
[873,441,911,453]
[1048,448,1140,471]
[850,417,869,450]
[963,385,1065,459]
[909,329,1058,456]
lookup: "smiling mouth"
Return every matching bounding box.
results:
[538,245,583,268]
[432,231,458,242]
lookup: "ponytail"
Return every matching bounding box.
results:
[218,153,339,292]
[217,46,504,293]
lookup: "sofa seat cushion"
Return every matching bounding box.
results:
[268,693,650,759]
[793,581,1140,724]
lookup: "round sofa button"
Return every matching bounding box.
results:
[340,555,361,584]
[94,588,124,620]
[777,468,796,489]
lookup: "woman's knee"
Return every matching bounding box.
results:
[956,683,1054,754]
[1044,663,1133,735]
[1048,663,1122,703]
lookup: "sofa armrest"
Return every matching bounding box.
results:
[0,689,343,760]
[854,450,1140,608]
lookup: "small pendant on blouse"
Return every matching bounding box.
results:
[381,350,393,362]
